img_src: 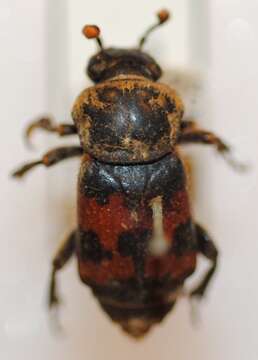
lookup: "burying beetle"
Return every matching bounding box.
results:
[13,10,236,338]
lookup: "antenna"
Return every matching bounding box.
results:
[82,25,104,50]
[139,9,171,48]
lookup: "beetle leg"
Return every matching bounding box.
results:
[190,224,218,299]
[180,119,197,131]
[179,127,230,152]
[49,230,76,308]
[12,146,83,178]
[178,126,248,171]
[25,117,77,145]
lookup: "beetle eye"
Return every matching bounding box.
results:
[93,60,106,72]
[96,54,102,60]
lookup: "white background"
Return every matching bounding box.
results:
[1,0,258,359]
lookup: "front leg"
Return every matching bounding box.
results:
[25,117,77,144]
[179,120,247,171]
[179,120,229,153]
[12,146,83,178]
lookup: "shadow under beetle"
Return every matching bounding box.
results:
[13,10,233,338]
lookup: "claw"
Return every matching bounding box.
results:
[48,303,63,335]
[47,269,64,334]
[11,160,42,178]
[24,118,54,148]
[222,151,250,172]
[49,294,60,310]
[188,295,202,326]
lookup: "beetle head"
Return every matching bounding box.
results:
[87,48,162,83]
[83,10,170,83]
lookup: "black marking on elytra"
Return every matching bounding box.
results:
[78,230,112,263]
[90,275,183,304]
[118,229,151,284]
[172,220,197,256]
[98,301,175,322]
[82,86,174,147]
[80,153,185,207]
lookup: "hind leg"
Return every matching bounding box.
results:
[48,230,76,308]
[190,224,218,298]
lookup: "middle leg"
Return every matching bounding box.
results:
[12,145,83,178]
[190,224,219,299]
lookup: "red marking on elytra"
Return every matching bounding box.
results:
[77,190,195,285]
[78,193,152,284]
[78,193,152,250]
[163,190,191,242]
[78,253,134,284]
[145,253,196,279]
[146,190,195,280]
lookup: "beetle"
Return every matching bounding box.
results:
[13,9,234,338]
